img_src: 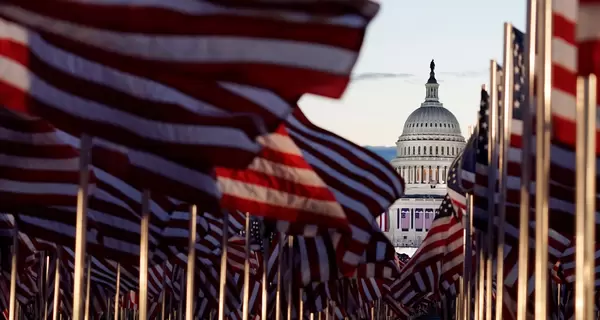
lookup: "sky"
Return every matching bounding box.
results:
[299,0,527,147]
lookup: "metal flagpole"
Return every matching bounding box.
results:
[517,1,536,319]
[44,255,50,320]
[486,59,500,320]
[286,236,294,320]
[84,258,91,320]
[575,75,597,320]
[8,221,18,320]
[474,231,479,320]
[476,232,485,320]
[73,134,92,320]
[217,210,229,320]
[114,263,121,320]
[39,251,47,320]
[36,251,46,319]
[298,288,304,320]
[186,205,198,320]
[261,226,270,320]
[161,263,166,320]
[496,22,515,320]
[242,213,251,320]
[177,270,184,320]
[52,248,61,320]
[463,194,473,320]
[534,0,552,318]
[583,75,597,320]
[139,190,150,320]
[454,276,465,320]
[275,233,285,320]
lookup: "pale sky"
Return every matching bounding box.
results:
[299,0,526,146]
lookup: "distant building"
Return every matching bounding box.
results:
[378,61,466,249]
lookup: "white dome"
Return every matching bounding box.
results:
[389,61,466,197]
[401,106,462,137]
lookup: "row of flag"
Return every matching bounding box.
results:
[0,1,419,320]
[384,0,600,319]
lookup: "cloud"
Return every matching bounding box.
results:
[351,72,415,81]
[437,70,488,78]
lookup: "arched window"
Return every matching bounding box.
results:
[429,146,432,155]
[435,146,438,155]
[447,146,450,154]
[413,146,415,154]
[418,146,420,155]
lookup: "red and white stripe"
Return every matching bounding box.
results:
[377,210,389,232]
[283,108,405,274]
[216,125,348,232]
[0,0,376,98]
[0,16,294,171]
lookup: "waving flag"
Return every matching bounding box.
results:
[378,210,390,232]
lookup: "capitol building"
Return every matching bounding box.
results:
[382,61,465,248]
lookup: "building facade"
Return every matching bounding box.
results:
[382,61,466,248]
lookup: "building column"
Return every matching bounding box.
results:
[444,166,448,183]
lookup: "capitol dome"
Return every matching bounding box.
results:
[390,60,466,196]
[401,106,462,137]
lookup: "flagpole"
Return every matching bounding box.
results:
[186,205,198,320]
[463,193,473,320]
[517,1,536,319]
[261,226,270,320]
[52,248,61,320]
[139,190,151,320]
[486,59,500,320]
[84,258,91,320]
[242,213,251,320]
[114,263,121,320]
[476,232,485,320]
[72,134,92,320]
[534,0,552,318]
[286,236,294,320]
[575,74,597,320]
[496,22,514,320]
[8,221,18,320]
[217,210,230,320]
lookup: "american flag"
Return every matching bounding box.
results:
[447,149,467,220]
[389,194,463,305]
[496,27,573,319]
[378,210,390,232]
[459,88,493,232]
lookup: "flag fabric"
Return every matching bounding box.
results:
[447,149,468,220]
[389,194,463,305]
[0,16,292,170]
[378,210,390,232]
[577,1,600,153]
[0,0,378,98]
[215,123,348,232]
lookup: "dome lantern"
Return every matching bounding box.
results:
[425,59,440,102]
